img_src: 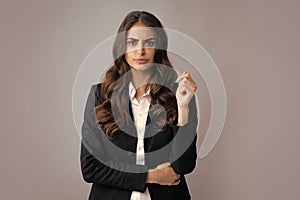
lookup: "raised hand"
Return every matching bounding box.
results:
[175,72,197,126]
[175,72,197,107]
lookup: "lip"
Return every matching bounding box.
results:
[133,59,149,64]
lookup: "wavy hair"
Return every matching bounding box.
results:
[95,11,178,139]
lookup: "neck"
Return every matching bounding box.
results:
[131,69,151,95]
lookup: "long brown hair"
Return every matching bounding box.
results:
[95,11,178,139]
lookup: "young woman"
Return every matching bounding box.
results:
[81,11,198,200]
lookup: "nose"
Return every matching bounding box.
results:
[136,48,145,55]
[136,42,145,55]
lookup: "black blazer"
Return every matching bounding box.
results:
[80,83,198,200]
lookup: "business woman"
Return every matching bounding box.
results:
[81,11,198,200]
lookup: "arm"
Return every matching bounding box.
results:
[170,73,198,175]
[143,96,197,183]
[171,95,198,174]
[145,162,180,186]
[80,84,148,192]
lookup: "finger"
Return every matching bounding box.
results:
[177,77,188,87]
[184,76,197,88]
[175,71,191,83]
[178,76,196,87]
[183,72,195,83]
[179,79,197,93]
[183,73,197,91]
[175,74,186,83]
[157,162,170,169]
[178,78,194,91]
[172,179,181,186]
[171,173,180,179]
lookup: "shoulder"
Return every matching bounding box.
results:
[90,83,102,106]
[89,83,102,97]
[91,82,102,90]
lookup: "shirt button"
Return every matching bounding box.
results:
[139,113,142,117]
[128,152,133,156]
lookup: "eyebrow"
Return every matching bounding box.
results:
[127,37,156,41]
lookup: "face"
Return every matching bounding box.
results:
[125,23,156,71]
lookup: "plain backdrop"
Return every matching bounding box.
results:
[1,0,299,199]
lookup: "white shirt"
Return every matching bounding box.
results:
[129,82,152,200]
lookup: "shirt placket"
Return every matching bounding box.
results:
[130,86,151,200]
[135,98,147,166]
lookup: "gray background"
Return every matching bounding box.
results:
[1,0,299,199]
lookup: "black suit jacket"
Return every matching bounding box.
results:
[80,83,198,200]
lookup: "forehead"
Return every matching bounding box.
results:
[127,24,155,39]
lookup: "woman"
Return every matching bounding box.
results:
[81,11,198,200]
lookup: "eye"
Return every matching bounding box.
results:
[145,40,155,47]
[127,40,137,46]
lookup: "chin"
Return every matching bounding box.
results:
[131,63,153,71]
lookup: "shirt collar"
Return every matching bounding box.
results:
[128,81,151,101]
[129,81,136,100]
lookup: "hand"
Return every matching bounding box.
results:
[175,72,197,108]
[146,162,180,186]
[175,72,197,126]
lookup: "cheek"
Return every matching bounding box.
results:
[125,52,133,62]
[147,49,156,60]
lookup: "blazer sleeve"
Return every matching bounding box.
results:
[80,84,148,192]
[170,95,198,175]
